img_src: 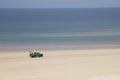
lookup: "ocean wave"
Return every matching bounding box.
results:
[19,30,120,38]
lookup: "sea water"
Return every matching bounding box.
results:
[0,8,120,50]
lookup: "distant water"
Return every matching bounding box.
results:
[0,8,120,50]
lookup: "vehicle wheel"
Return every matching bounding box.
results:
[31,56,34,58]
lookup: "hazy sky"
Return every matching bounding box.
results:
[0,0,120,8]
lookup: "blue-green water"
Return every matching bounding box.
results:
[0,8,120,50]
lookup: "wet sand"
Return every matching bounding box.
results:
[0,48,120,80]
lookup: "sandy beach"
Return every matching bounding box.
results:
[0,48,120,80]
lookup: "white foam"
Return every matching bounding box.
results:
[19,30,120,37]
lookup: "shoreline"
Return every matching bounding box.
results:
[0,47,120,52]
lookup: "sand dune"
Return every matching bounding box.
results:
[0,48,120,80]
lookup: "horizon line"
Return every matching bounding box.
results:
[0,7,120,9]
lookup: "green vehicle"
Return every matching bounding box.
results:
[29,51,43,58]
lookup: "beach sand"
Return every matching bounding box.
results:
[0,48,120,80]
